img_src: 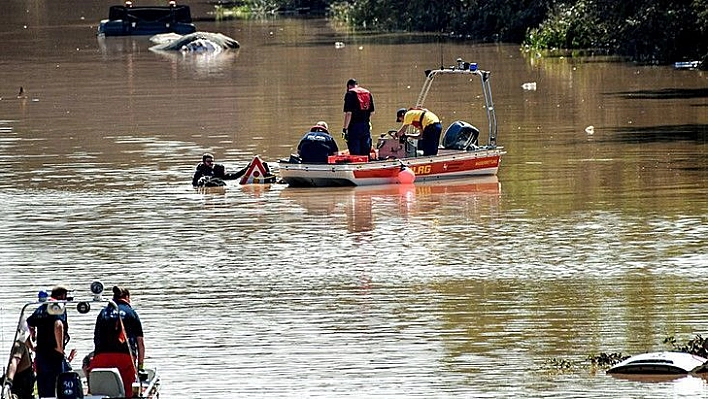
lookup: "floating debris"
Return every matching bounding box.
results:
[674,61,701,70]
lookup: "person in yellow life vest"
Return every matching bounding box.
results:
[395,108,442,156]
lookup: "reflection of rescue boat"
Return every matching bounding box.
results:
[0,282,161,399]
[607,351,708,375]
[279,61,506,187]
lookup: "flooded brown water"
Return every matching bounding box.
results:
[0,1,707,398]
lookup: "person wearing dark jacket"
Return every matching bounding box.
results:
[26,285,72,398]
[297,121,339,163]
[191,153,248,187]
[342,78,375,156]
[89,286,145,398]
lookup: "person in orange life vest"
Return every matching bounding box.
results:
[297,121,339,163]
[342,78,375,156]
[395,107,442,156]
[89,286,145,398]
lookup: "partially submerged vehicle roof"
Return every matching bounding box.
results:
[107,4,193,23]
[607,351,708,375]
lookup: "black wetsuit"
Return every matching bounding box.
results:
[192,163,246,187]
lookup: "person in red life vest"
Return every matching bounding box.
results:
[89,286,145,398]
[297,121,339,163]
[342,78,375,156]
[395,107,443,156]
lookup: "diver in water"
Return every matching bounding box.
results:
[192,153,249,187]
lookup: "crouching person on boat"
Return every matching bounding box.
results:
[89,286,145,398]
[192,152,249,187]
[395,108,442,156]
[295,121,339,163]
[3,318,35,399]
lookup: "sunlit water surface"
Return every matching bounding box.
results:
[0,2,707,398]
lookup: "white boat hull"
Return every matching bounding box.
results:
[279,148,504,187]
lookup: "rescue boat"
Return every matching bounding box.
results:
[278,59,506,187]
[1,282,160,399]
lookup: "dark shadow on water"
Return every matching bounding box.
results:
[608,124,708,144]
[608,88,708,101]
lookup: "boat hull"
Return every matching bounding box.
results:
[279,148,504,187]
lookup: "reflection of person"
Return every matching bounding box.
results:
[90,286,145,398]
[4,318,36,399]
[342,78,375,156]
[297,121,339,163]
[192,153,248,187]
[27,285,72,398]
[395,108,442,156]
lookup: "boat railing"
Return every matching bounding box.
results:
[415,61,498,148]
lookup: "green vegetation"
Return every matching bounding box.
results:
[523,0,708,64]
[217,0,708,65]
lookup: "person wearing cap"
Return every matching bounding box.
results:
[26,285,72,398]
[395,107,443,156]
[192,152,251,187]
[342,78,375,156]
[3,318,35,399]
[89,286,145,398]
[296,121,339,163]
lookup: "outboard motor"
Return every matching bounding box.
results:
[442,120,480,150]
[56,371,83,399]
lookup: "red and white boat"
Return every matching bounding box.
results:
[278,60,506,187]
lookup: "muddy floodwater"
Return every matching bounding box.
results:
[0,1,706,397]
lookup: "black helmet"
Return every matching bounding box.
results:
[396,108,407,122]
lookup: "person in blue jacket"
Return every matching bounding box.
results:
[26,286,73,398]
[297,121,339,163]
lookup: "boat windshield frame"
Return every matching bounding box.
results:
[415,66,498,148]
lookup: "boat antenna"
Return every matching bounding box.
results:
[439,29,444,69]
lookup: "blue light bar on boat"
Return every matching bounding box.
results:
[38,290,49,302]
[469,63,478,72]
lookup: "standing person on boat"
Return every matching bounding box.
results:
[191,152,250,187]
[90,286,145,398]
[395,108,443,156]
[342,78,375,156]
[3,318,36,399]
[26,285,73,398]
[297,121,339,163]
